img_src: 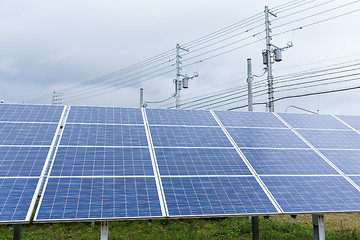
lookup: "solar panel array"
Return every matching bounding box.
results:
[2,104,360,224]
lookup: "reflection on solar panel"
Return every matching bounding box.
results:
[336,115,360,131]
[241,149,338,175]
[226,127,309,148]
[278,113,349,130]
[320,150,360,174]
[162,176,278,216]
[261,176,360,213]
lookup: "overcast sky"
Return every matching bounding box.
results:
[1,0,360,115]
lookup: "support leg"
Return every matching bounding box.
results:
[13,224,21,240]
[100,221,109,240]
[312,214,325,240]
[252,216,259,240]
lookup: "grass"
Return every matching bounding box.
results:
[1,214,360,239]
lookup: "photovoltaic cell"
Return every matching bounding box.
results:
[226,127,309,148]
[36,177,163,221]
[336,115,360,131]
[155,148,251,176]
[60,124,148,147]
[241,149,337,175]
[320,150,360,174]
[0,146,50,177]
[51,147,154,176]
[0,104,64,123]
[66,106,144,124]
[146,109,218,126]
[261,176,360,213]
[0,178,38,223]
[215,111,286,128]
[297,129,360,149]
[162,176,278,217]
[150,126,233,148]
[0,123,58,145]
[278,112,349,130]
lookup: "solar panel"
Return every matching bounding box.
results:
[226,127,309,148]
[215,111,286,128]
[162,176,278,217]
[278,113,349,130]
[146,108,218,126]
[150,126,233,148]
[320,150,360,174]
[261,176,360,213]
[297,129,360,149]
[51,147,154,176]
[155,148,251,176]
[66,106,144,124]
[36,177,162,221]
[336,115,360,131]
[60,124,148,147]
[0,104,64,123]
[241,148,338,175]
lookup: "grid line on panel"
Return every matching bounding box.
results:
[210,110,283,213]
[274,113,360,194]
[335,115,360,131]
[333,115,360,136]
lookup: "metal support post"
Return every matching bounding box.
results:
[312,214,325,240]
[247,58,253,112]
[265,6,274,112]
[140,88,144,108]
[100,221,109,240]
[13,224,21,240]
[251,216,259,240]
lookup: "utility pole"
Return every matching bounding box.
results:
[175,43,189,109]
[52,90,62,105]
[247,58,253,112]
[265,6,275,112]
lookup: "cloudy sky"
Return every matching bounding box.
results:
[1,0,360,115]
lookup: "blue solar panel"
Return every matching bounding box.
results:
[215,111,286,128]
[226,127,309,148]
[0,178,38,223]
[241,149,337,175]
[36,177,163,221]
[336,115,360,130]
[51,147,154,176]
[146,109,218,126]
[66,106,144,124]
[0,123,58,145]
[320,150,360,174]
[60,124,148,147]
[155,148,251,176]
[261,176,360,213]
[297,129,360,149]
[278,113,349,130]
[0,147,49,177]
[0,104,64,123]
[162,176,278,216]
[150,126,233,148]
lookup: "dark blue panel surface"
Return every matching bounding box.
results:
[155,148,251,175]
[162,176,278,216]
[61,124,148,146]
[242,149,337,175]
[297,129,360,149]
[278,113,349,130]
[66,106,144,124]
[51,147,154,176]
[320,150,360,174]
[0,147,49,177]
[262,176,360,213]
[215,111,286,128]
[36,177,162,220]
[0,178,38,222]
[146,109,218,126]
[0,104,63,123]
[0,123,57,145]
[336,115,360,130]
[227,128,309,148]
[150,126,232,148]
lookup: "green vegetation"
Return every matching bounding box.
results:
[1,214,360,240]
